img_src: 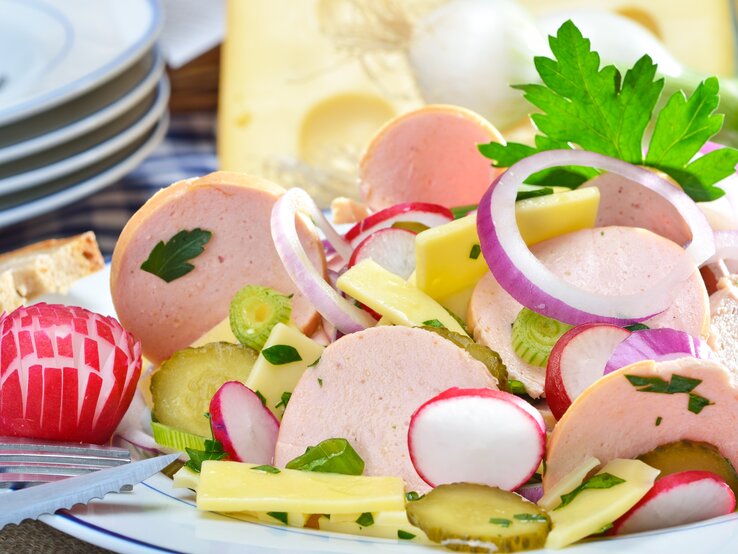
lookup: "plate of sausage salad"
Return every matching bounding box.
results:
[4,20,738,554]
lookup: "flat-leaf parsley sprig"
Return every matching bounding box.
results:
[479,20,738,202]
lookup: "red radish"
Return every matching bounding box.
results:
[604,328,714,375]
[348,228,417,279]
[209,381,279,464]
[611,471,736,535]
[0,303,141,444]
[408,387,545,491]
[345,202,452,248]
[545,323,631,420]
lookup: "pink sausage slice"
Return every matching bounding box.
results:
[544,357,738,491]
[111,171,326,364]
[274,326,497,492]
[469,226,710,398]
[359,105,503,210]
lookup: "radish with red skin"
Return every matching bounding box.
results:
[604,328,714,375]
[408,387,545,490]
[209,381,279,464]
[611,471,736,535]
[546,323,631,420]
[348,228,417,279]
[344,202,452,248]
[0,303,141,444]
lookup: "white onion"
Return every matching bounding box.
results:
[477,150,715,325]
[707,230,738,264]
[271,188,376,334]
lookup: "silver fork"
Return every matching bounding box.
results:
[0,436,132,491]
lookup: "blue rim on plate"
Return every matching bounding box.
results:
[0,0,162,127]
[0,110,169,229]
[0,47,165,165]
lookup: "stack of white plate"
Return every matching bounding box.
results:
[0,0,168,230]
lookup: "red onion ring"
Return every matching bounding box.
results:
[604,328,713,374]
[271,188,376,334]
[477,150,715,325]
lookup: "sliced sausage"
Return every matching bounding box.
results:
[708,278,738,375]
[274,326,497,493]
[111,171,325,364]
[359,105,503,210]
[469,226,710,398]
[544,357,738,491]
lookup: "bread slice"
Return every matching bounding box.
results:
[0,232,104,313]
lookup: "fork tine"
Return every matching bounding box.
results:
[0,436,130,459]
[0,453,131,466]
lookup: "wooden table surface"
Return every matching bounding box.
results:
[0,520,111,553]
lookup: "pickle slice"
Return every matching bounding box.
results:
[151,342,258,436]
[229,285,292,350]
[638,440,738,496]
[422,326,508,390]
[406,483,550,553]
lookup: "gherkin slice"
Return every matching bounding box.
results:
[422,326,508,390]
[229,285,292,351]
[151,342,258,436]
[406,483,550,553]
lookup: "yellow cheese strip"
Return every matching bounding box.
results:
[191,317,238,347]
[545,458,659,549]
[319,512,434,544]
[415,188,600,299]
[173,466,201,491]
[245,323,324,420]
[437,285,476,323]
[197,461,405,514]
[336,259,467,335]
[538,456,600,511]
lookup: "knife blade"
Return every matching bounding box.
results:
[0,453,179,529]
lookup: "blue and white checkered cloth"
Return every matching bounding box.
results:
[0,113,217,256]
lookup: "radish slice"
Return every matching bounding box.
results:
[348,228,417,279]
[476,149,715,325]
[545,323,631,420]
[604,328,713,375]
[611,471,736,535]
[209,381,279,464]
[408,387,545,491]
[271,187,376,334]
[345,202,452,248]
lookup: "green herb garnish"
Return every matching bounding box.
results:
[513,513,548,523]
[397,530,416,540]
[422,319,445,328]
[251,465,281,474]
[254,390,267,406]
[598,522,614,534]
[184,412,226,473]
[624,323,650,332]
[625,374,713,414]
[355,512,374,527]
[275,391,292,410]
[516,187,554,201]
[286,438,365,475]
[262,344,302,365]
[555,472,626,510]
[489,518,512,527]
[507,379,527,395]
[655,416,663,426]
[140,228,212,283]
[478,20,738,202]
[451,204,477,219]
[469,244,482,260]
[267,512,289,525]
[317,378,323,387]
[405,491,424,502]
[308,356,321,368]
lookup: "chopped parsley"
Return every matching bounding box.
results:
[422,319,445,328]
[451,204,477,219]
[140,228,212,283]
[275,391,292,410]
[397,530,416,540]
[624,323,650,332]
[317,377,323,387]
[478,20,738,202]
[405,491,424,502]
[355,512,374,527]
[513,513,548,523]
[555,473,626,510]
[254,390,267,406]
[489,518,512,527]
[655,416,663,426]
[469,244,482,260]
[308,356,321,368]
[267,512,288,525]
[251,465,280,474]
[262,344,302,365]
[625,374,713,414]
[516,187,554,201]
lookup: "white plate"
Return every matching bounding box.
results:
[0,111,168,229]
[0,47,164,164]
[0,0,161,126]
[0,77,169,195]
[29,267,738,554]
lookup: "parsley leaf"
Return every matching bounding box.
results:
[355,512,374,527]
[625,373,713,414]
[422,319,445,328]
[513,513,548,523]
[556,472,625,510]
[624,323,649,332]
[489,518,512,527]
[516,187,554,201]
[262,345,302,365]
[397,530,416,540]
[251,465,281,474]
[469,244,482,260]
[275,391,292,410]
[184,438,226,473]
[140,228,212,283]
[267,512,288,525]
[478,20,738,202]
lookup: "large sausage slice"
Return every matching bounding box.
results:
[544,357,738,491]
[709,278,738,375]
[111,171,325,364]
[359,105,503,210]
[469,226,709,398]
[274,326,497,492]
